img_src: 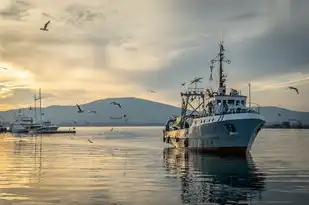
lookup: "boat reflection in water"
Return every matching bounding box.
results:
[163,148,266,204]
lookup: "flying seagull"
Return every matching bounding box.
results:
[0,67,8,70]
[287,86,299,94]
[148,90,155,93]
[190,77,203,84]
[110,102,122,109]
[88,110,97,114]
[88,137,94,143]
[40,20,51,31]
[76,104,84,113]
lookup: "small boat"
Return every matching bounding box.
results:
[9,113,40,133]
[10,89,59,134]
[30,120,59,133]
[28,88,59,133]
[163,41,265,155]
[0,125,7,132]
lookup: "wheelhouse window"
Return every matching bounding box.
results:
[217,100,221,104]
[236,100,240,106]
[241,100,245,105]
[228,100,235,105]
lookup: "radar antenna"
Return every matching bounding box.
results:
[209,64,213,81]
[209,40,231,94]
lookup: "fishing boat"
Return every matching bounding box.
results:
[163,41,265,155]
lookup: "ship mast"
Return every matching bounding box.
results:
[39,88,42,125]
[210,40,231,95]
[34,94,38,123]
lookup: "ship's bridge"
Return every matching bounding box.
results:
[204,88,259,116]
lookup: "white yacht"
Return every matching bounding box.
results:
[28,88,59,133]
[10,113,41,133]
[30,120,59,133]
[11,88,59,134]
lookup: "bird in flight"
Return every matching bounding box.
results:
[76,104,84,113]
[287,86,299,94]
[88,137,93,143]
[40,20,51,31]
[110,101,122,108]
[148,90,155,93]
[88,110,97,114]
[190,77,203,84]
[0,67,8,70]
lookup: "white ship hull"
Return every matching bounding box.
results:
[164,113,265,154]
[29,125,59,134]
[10,124,29,133]
[38,125,58,131]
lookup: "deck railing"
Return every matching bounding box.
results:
[204,101,261,116]
[246,102,261,114]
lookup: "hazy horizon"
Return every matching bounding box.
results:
[2,96,308,114]
[0,0,308,111]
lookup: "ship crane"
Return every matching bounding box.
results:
[180,77,205,121]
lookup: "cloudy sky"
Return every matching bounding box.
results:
[0,0,308,111]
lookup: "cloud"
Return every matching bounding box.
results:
[0,0,32,21]
[235,72,309,92]
[227,0,309,81]
[61,4,104,27]
[0,0,308,111]
[0,88,35,105]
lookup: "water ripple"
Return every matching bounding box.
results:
[0,128,309,204]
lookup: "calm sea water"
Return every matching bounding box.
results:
[0,127,309,205]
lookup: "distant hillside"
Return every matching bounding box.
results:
[259,106,309,125]
[0,97,181,126]
[0,97,308,126]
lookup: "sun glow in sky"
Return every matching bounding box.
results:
[0,0,309,111]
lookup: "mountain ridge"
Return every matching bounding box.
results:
[0,97,308,126]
